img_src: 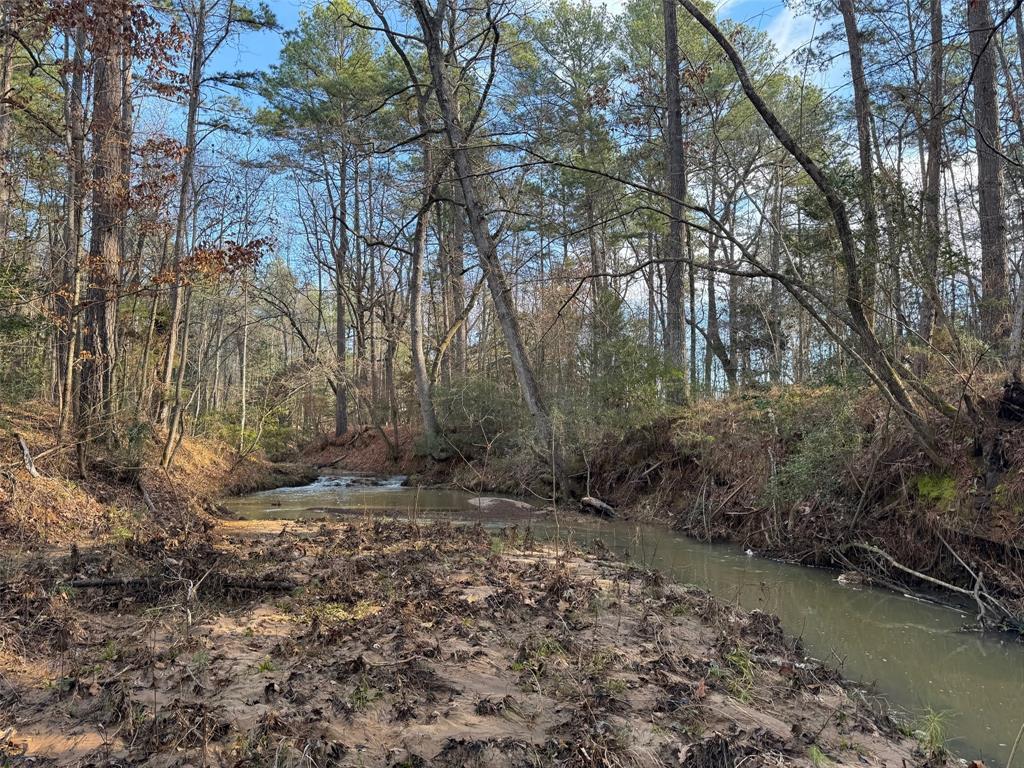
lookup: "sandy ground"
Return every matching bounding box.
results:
[1,518,936,767]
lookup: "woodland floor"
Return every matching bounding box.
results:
[1,518,934,768]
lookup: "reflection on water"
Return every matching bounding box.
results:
[221,474,1024,764]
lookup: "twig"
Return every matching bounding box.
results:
[1008,718,1024,768]
[640,460,664,480]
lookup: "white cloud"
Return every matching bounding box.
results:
[764,4,817,58]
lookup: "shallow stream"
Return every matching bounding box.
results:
[221,473,1024,764]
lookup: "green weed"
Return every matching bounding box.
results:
[808,744,832,767]
[724,646,754,703]
[914,708,948,758]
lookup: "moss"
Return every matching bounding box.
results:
[915,473,957,507]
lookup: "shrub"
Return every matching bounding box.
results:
[764,394,862,512]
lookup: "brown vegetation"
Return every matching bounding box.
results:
[594,383,1024,627]
[0,401,315,546]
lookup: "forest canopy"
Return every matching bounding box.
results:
[0,0,1021,476]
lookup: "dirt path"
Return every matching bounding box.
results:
[1,519,934,767]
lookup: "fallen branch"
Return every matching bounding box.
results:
[61,574,297,592]
[14,434,40,478]
[840,542,1013,627]
[843,542,975,596]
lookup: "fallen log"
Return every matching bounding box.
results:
[580,496,616,518]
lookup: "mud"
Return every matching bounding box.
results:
[1,519,934,767]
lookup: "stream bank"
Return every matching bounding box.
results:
[0,400,317,546]
[307,386,1024,632]
[1,518,930,767]
[222,474,1024,765]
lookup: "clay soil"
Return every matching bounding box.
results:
[1,518,934,767]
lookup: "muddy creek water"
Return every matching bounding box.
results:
[222,474,1024,764]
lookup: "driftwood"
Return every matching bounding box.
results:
[840,541,1015,630]
[14,434,40,478]
[580,496,616,518]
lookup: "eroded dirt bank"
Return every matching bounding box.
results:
[2,519,935,767]
[0,401,316,547]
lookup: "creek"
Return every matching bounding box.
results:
[221,473,1024,764]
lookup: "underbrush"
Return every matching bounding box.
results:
[0,401,314,546]
[589,382,1024,624]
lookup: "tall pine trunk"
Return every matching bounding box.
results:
[662,0,687,402]
[79,14,127,462]
[968,0,1009,344]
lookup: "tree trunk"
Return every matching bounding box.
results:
[968,0,1009,344]
[919,0,943,345]
[1009,6,1024,375]
[704,158,737,389]
[239,278,249,451]
[159,0,206,424]
[768,169,784,383]
[0,7,15,253]
[450,175,468,376]
[161,287,192,466]
[662,0,687,402]
[58,27,86,437]
[839,0,880,330]
[334,146,349,439]
[410,143,440,443]
[79,21,127,454]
